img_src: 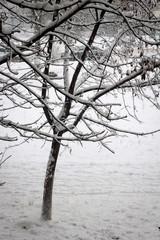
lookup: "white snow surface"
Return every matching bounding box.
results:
[0,113,160,240]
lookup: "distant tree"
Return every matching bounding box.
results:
[0,0,160,220]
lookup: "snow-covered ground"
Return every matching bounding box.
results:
[0,103,160,240]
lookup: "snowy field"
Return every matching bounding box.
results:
[0,103,160,240]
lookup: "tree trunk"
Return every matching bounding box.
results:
[41,137,61,220]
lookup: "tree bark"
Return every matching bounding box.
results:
[41,136,61,220]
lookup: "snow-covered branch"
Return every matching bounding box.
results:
[0,135,17,141]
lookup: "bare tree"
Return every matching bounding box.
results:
[0,0,160,220]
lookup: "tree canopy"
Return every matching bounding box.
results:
[0,0,160,152]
